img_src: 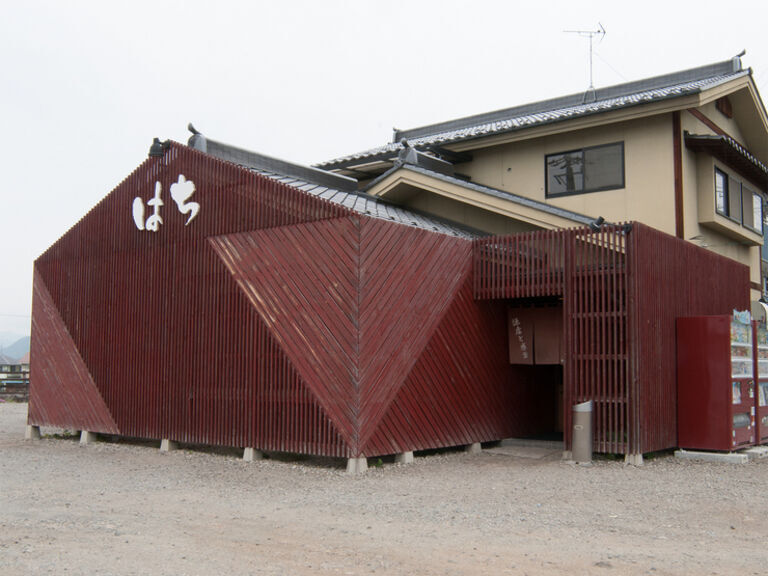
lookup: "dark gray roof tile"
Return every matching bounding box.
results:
[317,59,749,170]
[248,167,480,239]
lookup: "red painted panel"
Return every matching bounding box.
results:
[566,227,629,454]
[209,218,361,450]
[31,143,351,456]
[357,219,472,450]
[212,216,474,456]
[677,316,755,450]
[36,144,347,267]
[363,282,512,455]
[630,223,749,453]
[534,306,563,365]
[28,270,119,434]
[507,308,534,365]
[32,140,752,460]
[474,229,565,299]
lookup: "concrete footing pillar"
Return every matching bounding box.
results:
[160,439,178,452]
[465,442,482,454]
[625,452,644,466]
[25,425,41,440]
[79,430,96,445]
[394,451,414,464]
[243,447,264,462]
[346,457,368,474]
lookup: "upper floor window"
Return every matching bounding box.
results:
[716,167,763,234]
[545,142,625,197]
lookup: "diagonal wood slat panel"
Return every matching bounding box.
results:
[28,269,119,434]
[364,282,511,455]
[357,219,472,450]
[249,303,350,457]
[209,217,361,450]
[31,143,351,456]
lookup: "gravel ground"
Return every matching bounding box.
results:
[1,402,767,575]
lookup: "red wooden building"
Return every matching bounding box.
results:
[28,137,749,466]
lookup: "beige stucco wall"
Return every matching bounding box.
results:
[694,100,747,142]
[679,90,765,292]
[405,191,540,235]
[457,116,678,236]
[452,108,762,292]
[685,149,764,294]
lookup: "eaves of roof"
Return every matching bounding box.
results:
[369,164,595,228]
[195,135,482,238]
[317,59,749,170]
[249,168,481,239]
[685,132,768,190]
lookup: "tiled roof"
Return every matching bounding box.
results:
[390,164,595,227]
[199,137,481,238]
[251,168,481,238]
[685,132,768,189]
[317,59,748,170]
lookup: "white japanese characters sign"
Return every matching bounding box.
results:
[133,174,200,232]
[510,316,529,360]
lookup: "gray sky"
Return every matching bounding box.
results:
[2,0,767,336]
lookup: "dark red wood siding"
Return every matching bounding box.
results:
[475,223,750,455]
[628,223,749,453]
[29,270,119,434]
[30,141,751,459]
[30,142,521,458]
[31,143,351,456]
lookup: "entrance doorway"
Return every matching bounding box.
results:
[507,299,564,443]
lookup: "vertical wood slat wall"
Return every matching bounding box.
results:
[29,139,752,459]
[628,223,749,454]
[31,143,351,457]
[30,142,516,459]
[474,226,629,453]
[474,223,749,455]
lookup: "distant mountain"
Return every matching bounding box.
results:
[0,331,25,348]
[1,336,30,362]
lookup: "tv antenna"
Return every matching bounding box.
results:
[564,23,606,90]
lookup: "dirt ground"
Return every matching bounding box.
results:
[1,402,767,575]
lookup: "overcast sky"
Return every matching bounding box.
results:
[2,0,767,336]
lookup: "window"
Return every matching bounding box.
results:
[742,185,763,234]
[715,168,728,215]
[716,167,764,234]
[546,142,624,197]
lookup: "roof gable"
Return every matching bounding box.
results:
[37,137,478,269]
[317,58,753,171]
[36,142,351,264]
[199,136,480,238]
[366,164,594,230]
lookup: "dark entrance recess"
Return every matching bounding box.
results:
[507,298,564,441]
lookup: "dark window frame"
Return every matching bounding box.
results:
[715,167,729,218]
[742,185,764,235]
[715,165,766,238]
[545,141,625,198]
